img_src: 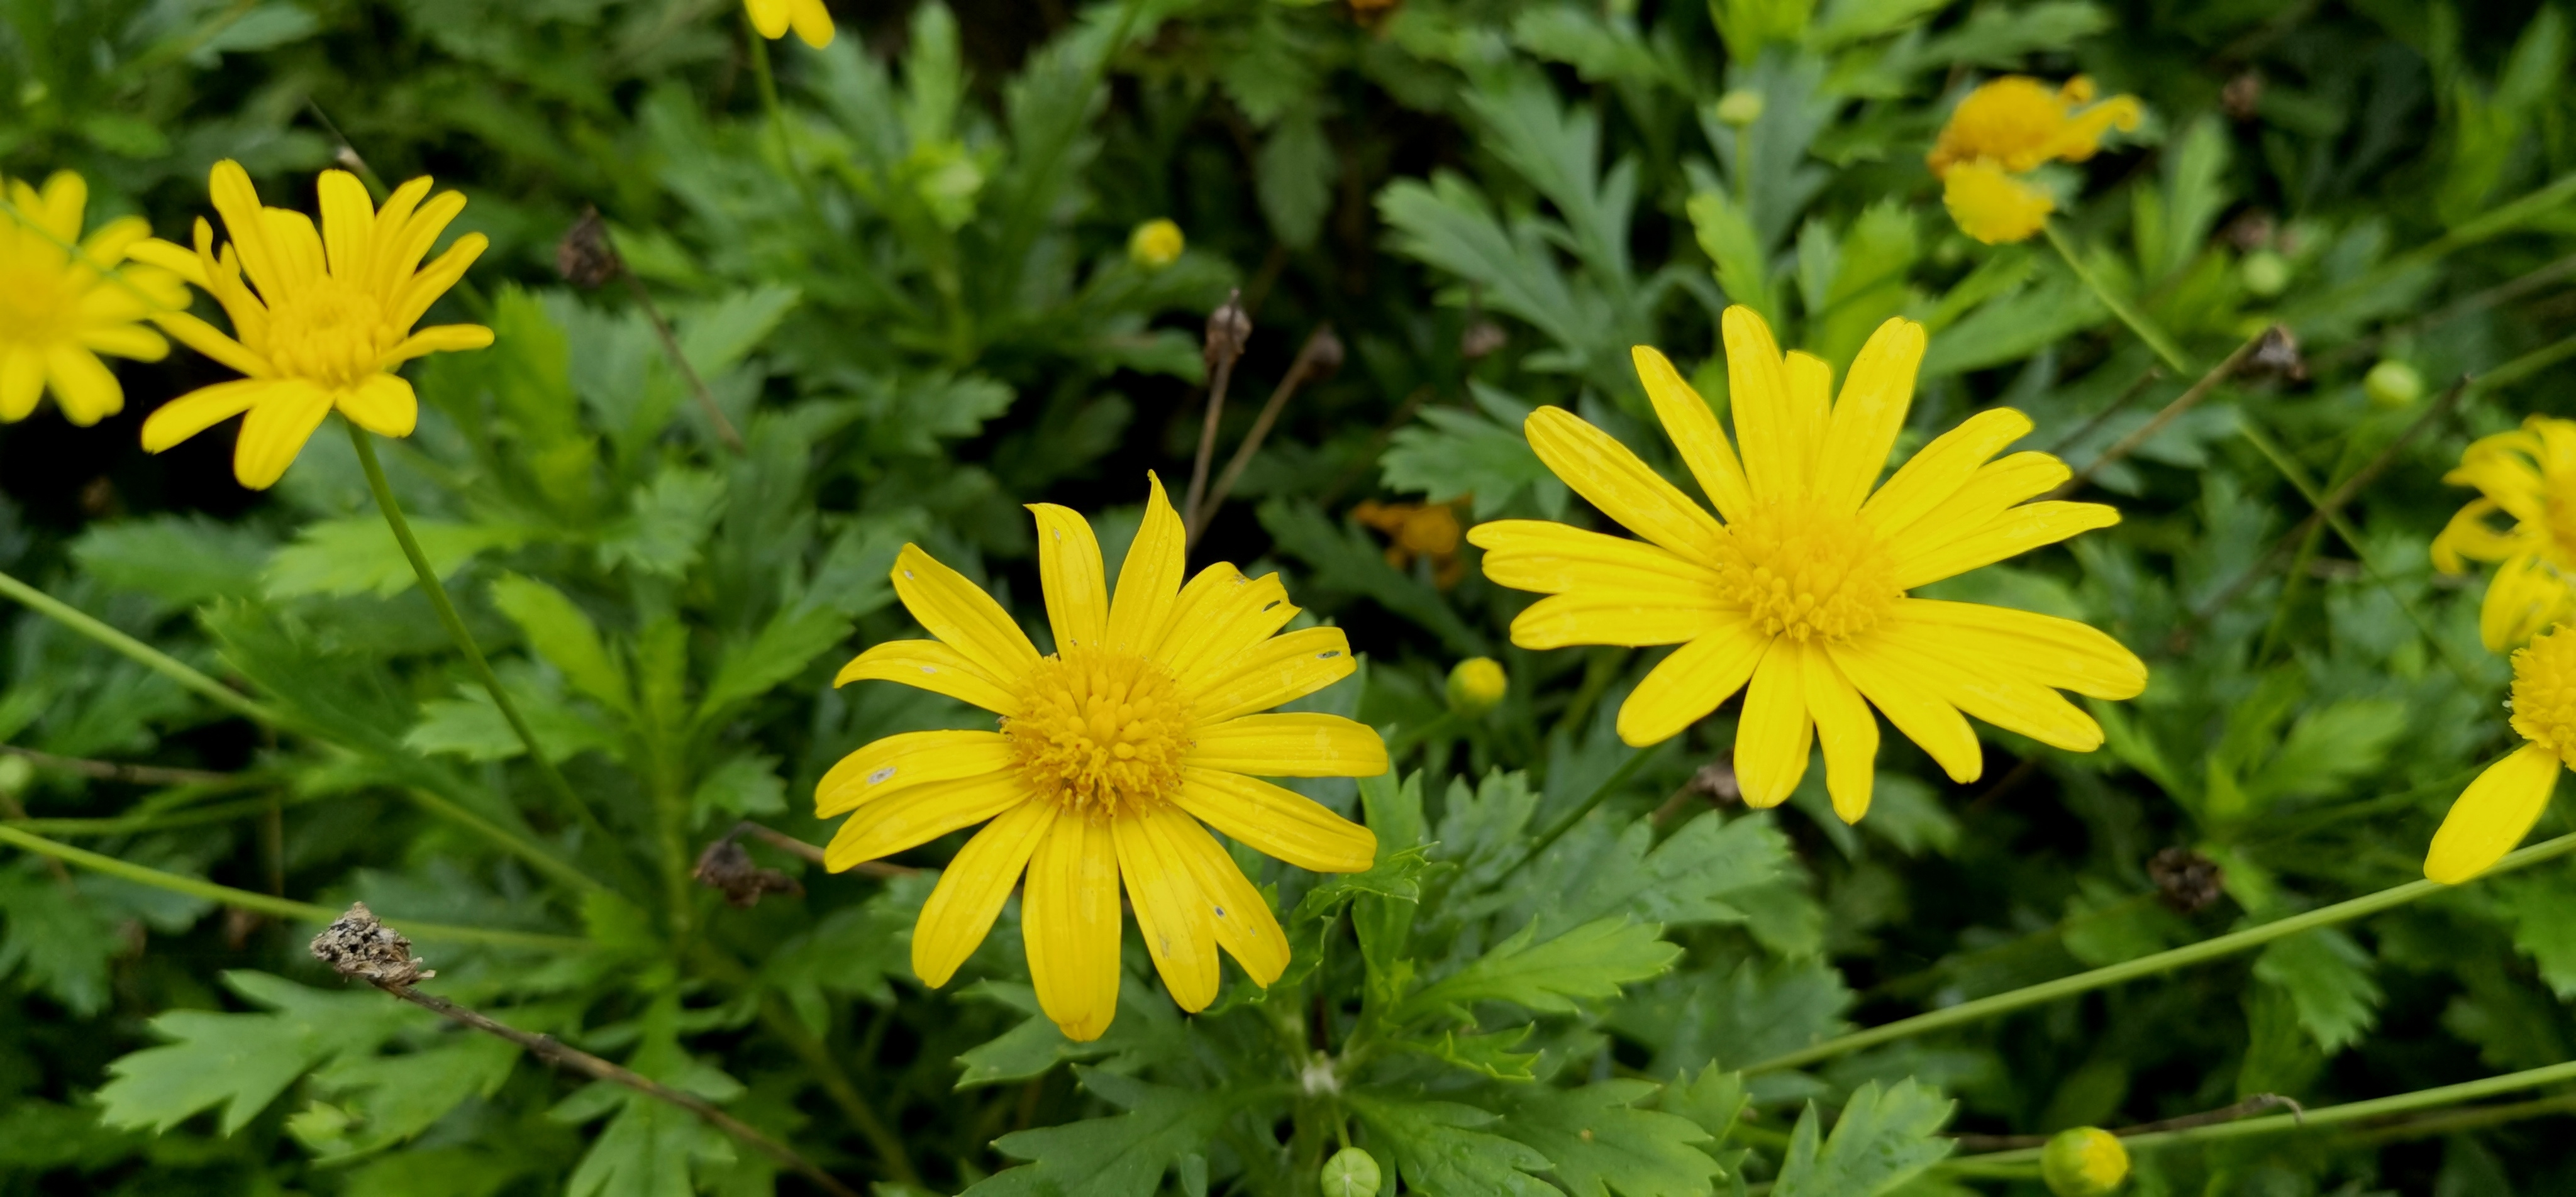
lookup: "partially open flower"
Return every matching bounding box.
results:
[1927,76,2141,245]
[2426,626,2576,884]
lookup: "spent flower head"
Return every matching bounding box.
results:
[1469,307,2146,822]
[2426,626,2576,883]
[823,475,1384,1040]
[130,162,492,489]
[0,170,192,426]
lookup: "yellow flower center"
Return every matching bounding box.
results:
[1005,646,1191,818]
[2511,627,2576,760]
[0,256,72,345]
[1713,500,1902,644]
[264,279,397,390]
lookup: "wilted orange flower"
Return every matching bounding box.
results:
[1355,500,1465,587]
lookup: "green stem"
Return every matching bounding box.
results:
[1747,830,2576,1074]
[348,425,605,837]
[1384,710,1460,759]
[400,785,609,895]
[0,824,587,951]
[6,793,319,837]
[2045,221,2194,375]
[0,568,280,727]
[1944,1058,2576,1172]
[1498,746,1657,882]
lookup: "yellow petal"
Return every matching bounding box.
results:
[1863,407,2033,532]
[1889,635,2104,752]
[1023,817,1124,1042]
[316,170,376,282]
[0,348,43,422]
[338,373,418,438]
[125,237,207,288]
[381,323,494,367]
[140,378,270,452]
[1174,768,1376,873]
[1942,162,2055,246]
[31,170,86,243]
[77,323,169,362]
[1888,598,2146,700]
[1813,318,1926,514]
[1803,646,1879,822]
[231,378,334,489]
[1887,451,2070,548]
[258,207,326,292]
[1467,519,1717,598]
[42,345,123,426]
[1890,500,2121,590]
[377,190,467,299]
[1723,306,1807,500]
[1523,405,1726,564]
[1114,811,1219,1012]
[1508,591,1730,649]
[1155,565,1297,683]
[789,0,835,47]
[1157,808,1288,985]
[1028,503,1109,653]
[209,161,288,300]
[891,544,1040,683]
[1184,626,1355,724]
[1630,345,1753,522]
[745,0,794,37]
[392,233,488,329]
[823,773,1027,870]
[912,800,1056,987]
[816,729,1016,818]
[1828,637,1984,783]
[1186,712,1389,778]
[1616,619,1767,747]
[1785,350,1834,485]
[1733,642,1810,807]
[2480,554,2574,652]
[2426,743,2562,885]
[363,178,436,292]
[833,638,1021,714]
[1109,473,1188,654]
[151,309,273,378]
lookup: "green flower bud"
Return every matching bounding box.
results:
[2364,359,2424,409]
[1128,218,1184,270]
[2042,1127,2130,1196]
[1320,1146,1381,1197]
[0,754,28,796]
[1445,657,1508,717]
[2240,249,2290,298]
[1714,89,1765,128]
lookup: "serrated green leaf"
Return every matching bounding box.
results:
[1504,1079,1718,1197]
[968,1067,1250,1196]
[490,573,630,714]
[1397,915,1679,1023]
[2499,867,2576,999]
[264,517,533,600]
[763,873,931,1033]
[1348,1093,1555,1197]
[1655,1066,1748,1155]
[2253,927,2382,1054]
[296,1034,520,1160]
[71,516,272,610]
[1541,809,1788,935]
[0,868,119,1016]
[1380,383,1571,520]
[1770,1080,1955,1197]
[697,602,850,722]
[599,469,727,578]
[97,971,417,1135]
[953,978,1187,1088]
[1257,112,1334,250]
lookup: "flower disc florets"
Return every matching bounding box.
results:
[2509,627,2576,761]
[264,280,396,389]
[1006,646,1191,817]
[1712,500,1902,644]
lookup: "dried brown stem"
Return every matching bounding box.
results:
[711,820,914,876]
[562,207,746,455]
[311,905,860,1196]
[1183,292,1253,543]
[1192,324,1343,544]
[2043,366,2164,458]
[2049,329,2271,499]
[0,743,233,788]
[1950,1094,2303,1151]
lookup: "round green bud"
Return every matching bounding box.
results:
[2041,1127,2130,1196]
[2240,249,2290,298]
[0,754,29,795]
[1128,218,1184,270]
[1714,89,1765,128]
[1445,657,1508,717]
[2364,359,2424,409]
[1320,1146,1382,1197]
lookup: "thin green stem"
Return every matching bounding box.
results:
[0,825,587,951]
[347,425,605,837]
[1747,830,2576,1074]
[0,568,281,727]
[6,793,321,837]
[1945,1058,2576,1172]
[2045,221,2194,375]
[1498,746,1657,883]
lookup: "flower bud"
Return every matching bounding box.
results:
[0,754,28,796]
[2240,249,2289,298]
[1128,218,1184,270]
[1446,658,1507,717]
[2041,1127,2129,1196]
[1320,1146,1381,1197]
[1714,89,1765,128]
[2364,359,2424,409]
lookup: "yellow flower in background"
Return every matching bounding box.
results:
[1469,307,2146,822]
[126,161,492,490]
[1128,218,1185,269]
[823,475,1384,1041]
[2426,627,2576,883]
[2432,417,2576,650]
[0,171,191,426]
[1927,76,2141,246]
[1353,499,1466,587]
[745,0,834,47]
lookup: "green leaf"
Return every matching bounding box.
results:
[763,873,932,1032]
[490,573,630,713]
[1396,915,1679,1023]
[696,602,851,722]
[850,372,1017,457]
[1257,497,1489,657]
[71,516,272,609]
[1688,189,1776,326]
[1611,958,1852,1079]
[1769,1081,1955,1197]
[1411,1025,1541,1079]
[264,517,533,599]
[2253,927,2382,1054]
[1540,809,1789,935]
[1348,1092,1555,1197]
[97,971,417,1135]
[564,1093,733,1197]
[692,754,789,822]
[599,469,728,578]
[677,286,802,378]
[2498,866,2576,999]
[1380,383,1572,520]
[1912,1,2109,68]
[1655,1066,1748,1154]
[1257,113,1335,250]
[404,666,618,764]
[294,1034,520,1160]
[953,978,1187,1088]
[968,1067,1249,1196]
[0,868,119,1015]
[1502,1079,1718,1197]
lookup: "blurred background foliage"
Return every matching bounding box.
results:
[8,0,2576,1193]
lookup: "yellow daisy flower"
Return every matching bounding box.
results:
[2431,416,2576,650]
[126,161,492,490]
[0,170,191,426]
[2426,626,2576,883]
[745,0,834,47]
[1468,307,2148,822]
[822,476,1384,1041]
[1926,76,2141,246]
